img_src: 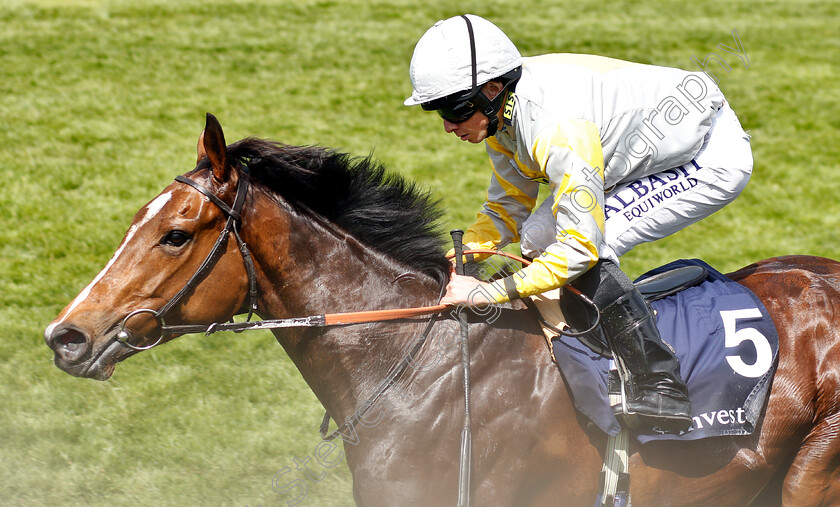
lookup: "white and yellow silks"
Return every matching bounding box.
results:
[452,54,726,304]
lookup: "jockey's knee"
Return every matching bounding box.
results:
[696,104,753,205]
[703,156,753,208]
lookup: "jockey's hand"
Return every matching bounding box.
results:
[440,273,494,307]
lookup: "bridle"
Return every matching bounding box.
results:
[116,164,258,351]
[115,163,455,349]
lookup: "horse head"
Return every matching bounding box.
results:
[44,114,252,380]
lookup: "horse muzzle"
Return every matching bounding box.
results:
[44,322,138,380]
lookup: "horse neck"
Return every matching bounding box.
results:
[242,186,444,419]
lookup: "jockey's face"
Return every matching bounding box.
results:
[441,81,505,144]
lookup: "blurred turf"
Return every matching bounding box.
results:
[1,0,838,505]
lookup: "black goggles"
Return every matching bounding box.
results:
[434,101,477,123]
[421,93,479,123]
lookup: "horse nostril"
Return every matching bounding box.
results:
[46,325,90,362]
[60,330,84,349]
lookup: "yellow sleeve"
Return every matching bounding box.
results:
[486,119,605,302]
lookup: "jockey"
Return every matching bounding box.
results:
[404,14,753,433]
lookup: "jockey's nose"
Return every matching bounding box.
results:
[443,119,459,133]
[45,323,91,364]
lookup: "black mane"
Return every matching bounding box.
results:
[204,138,450,285]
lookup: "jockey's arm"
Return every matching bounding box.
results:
[446,120,607,306]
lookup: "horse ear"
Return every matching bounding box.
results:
[196,129,207,164]
[202,113,229,183]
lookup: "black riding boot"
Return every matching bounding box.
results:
[571,260,692,433]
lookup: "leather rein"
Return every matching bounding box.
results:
[115,165,534,351]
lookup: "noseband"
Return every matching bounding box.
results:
[116,165,259,350]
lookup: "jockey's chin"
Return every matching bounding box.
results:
[444,114,492,144]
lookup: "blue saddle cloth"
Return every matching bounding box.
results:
[552,259,779,443]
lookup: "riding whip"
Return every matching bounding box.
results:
[450,229,472,507]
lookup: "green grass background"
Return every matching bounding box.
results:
[1,0,838,505]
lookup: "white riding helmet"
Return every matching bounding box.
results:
[404,14,522,106]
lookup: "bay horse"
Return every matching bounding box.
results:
[45,114,840,505]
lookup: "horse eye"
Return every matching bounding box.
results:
[161,230,191,247]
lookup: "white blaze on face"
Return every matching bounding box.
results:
[53,191,174,326]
